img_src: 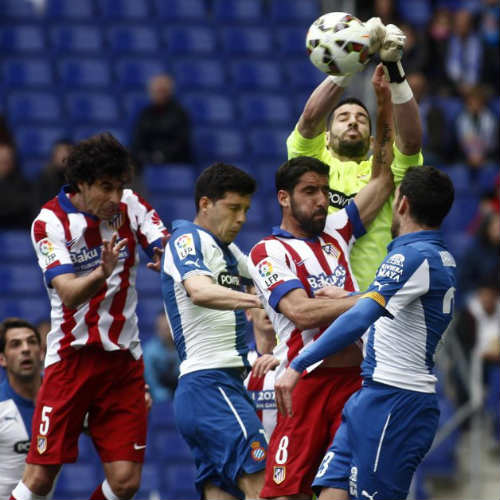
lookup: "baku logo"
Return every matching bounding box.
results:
[174,233,196,260]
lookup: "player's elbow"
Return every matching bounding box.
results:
[287,309,316,331]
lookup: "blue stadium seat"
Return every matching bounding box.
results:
[192,128,245,162]
[151,195,196,223]
[22,159,43,180]
[155,429,193,462]
[478,163,498,193]
[0,298,50,324]
[154,0,207,21]
[285,58,324,89]
[239,94,292,125]
[66,92,120,123]
[77,434,99,462]
[2,0,40,19]
[135,463,162,499]
[7,92,62,124]
[136,263,162,295]
[164,26,217,54]
[234,229,267,254]
[45,0,95,19]
[54,463,100,498]
[270,0,320,24]
[252,160,284,194]
[249,128,289,157]
[0,26,45,52]
[245,202,267,227]
[58,58,111,88]
[107,26,159,54]
[162,463,197,499]
[72,126,127,146]
[441,164,470,193]
[144,164,196,194]
[173,59,226,90]
[2,59,53,87]
[98,0,150,19]
[230,60,282,90]
[441,192,480,233]
[50,25,103,53]
[123,91,149,119]
[181,93,235,124]
[136,296,163,335]
[221,27,272,55]
[277,27,309,55]
[149,399,176,429]
[16,126,65,158]
[435,97,463,127]
[397,0,432,27]
[0,264,45,295]
[0,230,36,261]
[213,0,263,23]
[115,59,167,89]
[441,231,472,262]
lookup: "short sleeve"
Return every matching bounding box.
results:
[31,214,74,286]
[391,143,423,185]
[361,247,430,317]
[286,126,327,160]
[249,240,304,312]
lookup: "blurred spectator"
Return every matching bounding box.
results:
[357,0,401,26]
[400,23,428,74]
[143,312,180,402]
[446,8,483,94]
[0,143,33,229]
[456,85,498,169]
[458,212,500,303]
[408,72,455,164]
[480,0,500,89]
[131,74,191,167]
[34,139,73,208]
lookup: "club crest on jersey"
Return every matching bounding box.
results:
[258,260,279,288]
[37,435,47,454]
[322,243,340,258]
[250,441,266,462]
[107,212,124,230]
[175,233,196,260]
[39,238,57,265]
[273,466,286,484]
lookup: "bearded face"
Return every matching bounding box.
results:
[290,193,328,236]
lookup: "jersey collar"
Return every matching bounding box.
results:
[1,377,35,408]
[272,226,318,243]
[57,185,98,220]
[388,230,444,251]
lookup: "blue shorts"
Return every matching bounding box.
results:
[312,381,440,500]
[174,369,267,499]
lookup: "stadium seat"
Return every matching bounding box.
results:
[0,26,45,52]
[221,27,272,55]
[7,92,62,124]
[53,463,100,498]
[65,92,120,123]
[144,164,196,194]
[155,429,193,462]
[173,59,226,90]
[107,26,159,54]
[213,0,263,23]
[149,399,176,429]
[435,97,463,128]
[0,264,45,295]
[72,126,127,146]
[234,229,267,254]
[249,128,289,157]
[97,0,150,19]
[230,60,282,90]
[239,94,292,125]
[123,91,149,119]
[50,25,103,53]
[181,93,235,124]
[58,58,111,88]
[164,26,217,54]
[45,0,95,19]
[284,58,324,89]
[277,26,309,55]
[16,126,65,158]
[136,263,162,295]
[2,59,53,87]
[154,0,207,21]
[135,463,162,499]
[0,298,50,324]
[192,128,245,162]
[115,58,167,89]
[441,192,480,233]
[0,230,36,261]
[270,0,320,24]
[151,195,196,223]
[77,434,98,462]
[441,164,470,194]
[162,463,198,499]
[397,0,432,27]
[478,163,498,193]
[21,159,44,180]
[2,0,40,19]
[136,296,163,336]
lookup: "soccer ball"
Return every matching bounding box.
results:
[306,12,372,76]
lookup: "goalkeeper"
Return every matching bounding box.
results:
[287,19,422,291]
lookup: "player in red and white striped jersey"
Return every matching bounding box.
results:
[11,133,168,500]
[248,70,395,500]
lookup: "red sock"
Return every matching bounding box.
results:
[89,485,105,500]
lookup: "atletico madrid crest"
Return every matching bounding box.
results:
[37,435,47,454]
[273,466,286,484]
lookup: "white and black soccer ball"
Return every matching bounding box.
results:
[306,12,372,76]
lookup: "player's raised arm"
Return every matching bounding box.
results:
[351,64,394,228]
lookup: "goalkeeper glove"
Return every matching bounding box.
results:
[380,24,406,63]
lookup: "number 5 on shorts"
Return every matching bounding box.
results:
[39,406,53,435]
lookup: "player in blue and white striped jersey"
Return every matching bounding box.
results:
[275,166,456,500]
[161,163,267,500]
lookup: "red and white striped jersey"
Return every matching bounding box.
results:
[248,203,365,376]
[31,186,169,368]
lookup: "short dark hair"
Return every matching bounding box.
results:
[327,97,372,133]
[0,318,41,354]
[399,166,454,227]
[194,162,256,212]
[276,156,329,193]
[65,133,134,191]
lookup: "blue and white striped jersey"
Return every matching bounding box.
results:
[161,220,251,376]
[361,231,457,393]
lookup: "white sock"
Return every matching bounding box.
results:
[102,480,121,500]
[12,482,47,500]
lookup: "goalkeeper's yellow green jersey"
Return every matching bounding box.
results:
[287,126,423,291]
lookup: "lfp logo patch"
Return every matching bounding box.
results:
[258,260,273,278]
[39,238,57,266]
[174,233,196,260]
